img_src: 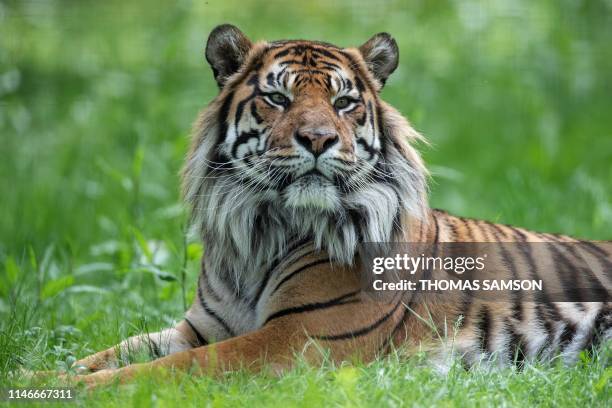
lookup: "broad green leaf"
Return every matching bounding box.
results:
[137,265,177,282]
[28,246,37,270]
[187,243,203,261]
[4,256,20,284]
[41,276,75,299]
[132,228,152,263]
[74,262,114,276]
[65,285,111,295]
[132,145,145,179]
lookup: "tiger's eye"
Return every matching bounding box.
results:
[334,96,351,110]
[269,93,288,105]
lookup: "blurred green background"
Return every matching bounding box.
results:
[0,0,611,375]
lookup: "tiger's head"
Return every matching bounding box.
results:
[183,25,428,281]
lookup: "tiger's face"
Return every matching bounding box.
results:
[206,26,399,212]
[184,25,427,274]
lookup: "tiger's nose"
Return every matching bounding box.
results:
[295,128,339,157]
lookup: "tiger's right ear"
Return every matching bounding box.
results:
[205,24,252,87]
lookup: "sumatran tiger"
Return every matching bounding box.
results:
[37,25,611,386]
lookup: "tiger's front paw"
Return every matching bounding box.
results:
[71,349,119,374]
[72,369,119,389]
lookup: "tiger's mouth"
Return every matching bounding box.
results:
[295,169,328,181]
[281,169,341,211]
[276,167,330,189]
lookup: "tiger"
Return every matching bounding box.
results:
[35,24,611,387]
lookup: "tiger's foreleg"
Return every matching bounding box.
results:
[71,321,304,387]
[71,320,204,374]
[72,296,411,388]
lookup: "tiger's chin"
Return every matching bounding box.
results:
[283,175,341,212]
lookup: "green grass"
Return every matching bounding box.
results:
[1,0,611,406]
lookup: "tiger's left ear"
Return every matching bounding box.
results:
[358,33,399,87]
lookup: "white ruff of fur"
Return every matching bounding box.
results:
[183,102,428,293]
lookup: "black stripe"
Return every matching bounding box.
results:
[275,66,288,83]
[367,101,376,132]
[562,244,609,301]
[487,222,508,239]
[293,75,307,88]
[264,291,360,324]
[516,238,540,287]
[250,263,275,309]
[356,111,367,127]
[273,48,292,59]
[515,236,562,325]
[579,240,610,257]
[313,297,403,341]
[251,239,313,308]
[272,45,343,62]
[309,46,342,61]
[476,220,496,241]
[217,91,235,145]
[340,50,378,94]
[380,308,408,354]
[184,318,208,347]
[287,68,335,76]
[476,305,492,353]
[250,102,263,124]
[356,138,378,161]
[459,217,475,241]
[200,269,222,303]
[535,303,554,345]
[536,302,570,359]
[577,241,612,277]
[448,218,462,240]
[509,226,529,242]
[377,107,388,155]
[558,321,577,352]
[378,293,417,355]
[344,78,353,91]
[584,306,611,351]
[538,232,564,242]
[197,281,235,337]
[489,227,522,321]
[547,243,587,302]
[355,76,365,92]
[432,213,440,243]
[506,320,527,369]
[233,84,258,137]
[515,241,557,356]
[270,258,330,297]
[320,61,342,70]
[148,338,161,359]
[231,130,261,158]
